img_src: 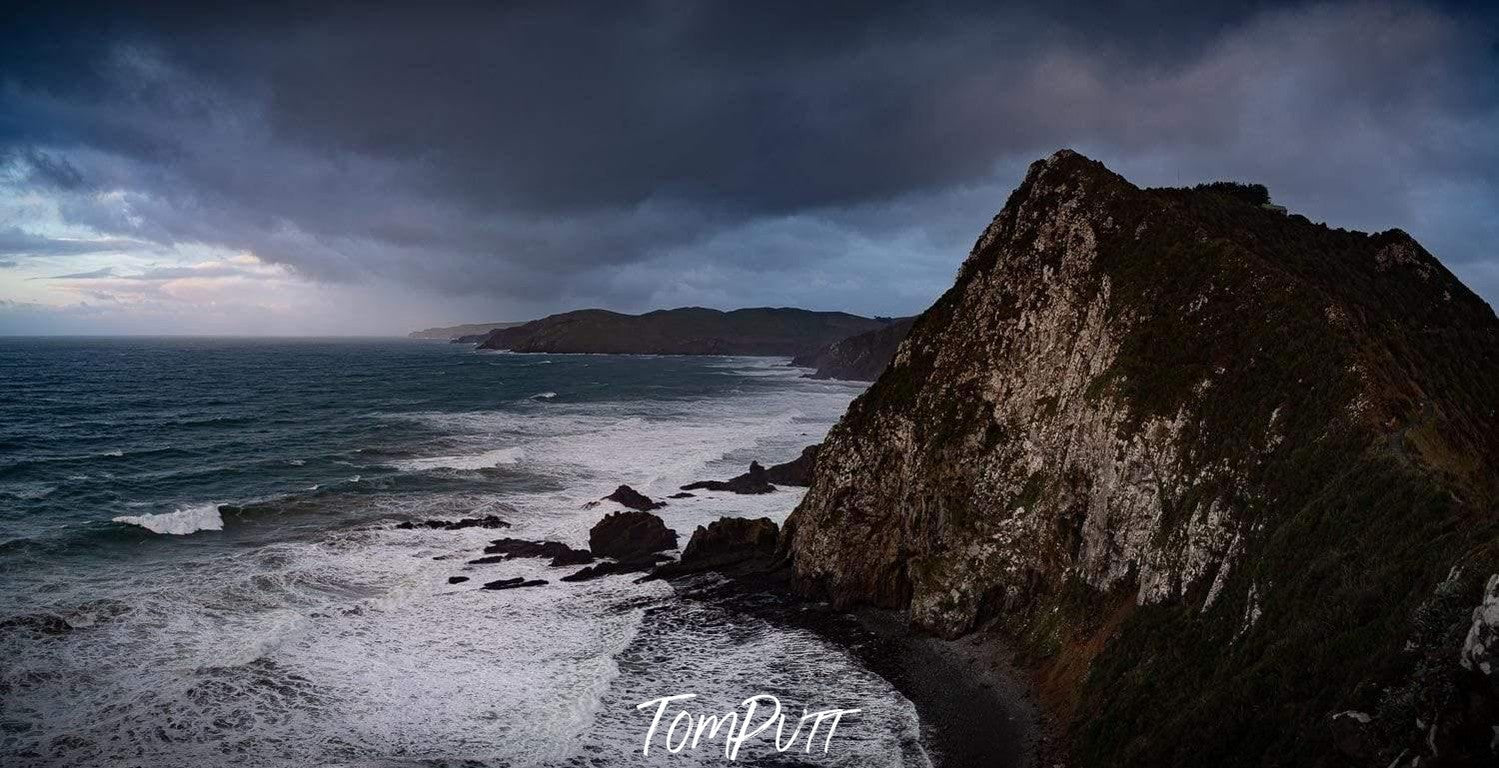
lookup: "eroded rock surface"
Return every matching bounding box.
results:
[682,461,775,494]
[589,510,677,558]
[784,150,1499,767]
[603,485,666,511]
[647,517,783,582]
[475,538,593,566]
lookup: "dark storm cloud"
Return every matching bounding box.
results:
[2,0,1497,321]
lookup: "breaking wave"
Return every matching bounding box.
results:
[390,446,525,471]
[112,503,225,535]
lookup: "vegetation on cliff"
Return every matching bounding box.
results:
[785,151,1499,766]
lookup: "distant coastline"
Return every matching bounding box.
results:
[413,307,914,381]
[407,321,527,340]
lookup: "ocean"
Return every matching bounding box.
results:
[0,338,928,767]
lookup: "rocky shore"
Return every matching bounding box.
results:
[400,450,1042,767]
[644,515,1040,768]
[851,610,1039,768]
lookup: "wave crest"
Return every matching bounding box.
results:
[390,447,524,471]
[112,503,225,535]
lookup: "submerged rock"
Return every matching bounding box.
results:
[603,485,666,511]
[548,548,596,567]
[481,577,548,590]
[668,492,696,499]
[560,556,667,582]
[394,514,510,531]
[447,576,470,585]
[477,538,593,564]
[589,510,677,558]
[0,613,72,636]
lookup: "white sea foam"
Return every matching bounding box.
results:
[391,446,524,471]
[112,503,225,535]
[532,391,558,400]
[4,356,922,767]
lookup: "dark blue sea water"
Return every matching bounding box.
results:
[0,338,925,767]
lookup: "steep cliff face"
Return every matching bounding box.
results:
[784,151,1499,766]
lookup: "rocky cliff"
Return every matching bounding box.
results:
[476,307,886,356]
[791,317,915,380]
[783,151,1499,766]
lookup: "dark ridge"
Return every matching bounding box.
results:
[475,306,888,357]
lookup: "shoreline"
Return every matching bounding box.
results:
[850,610,1040,768]
[677,573,1040,768]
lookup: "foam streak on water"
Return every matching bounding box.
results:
[0,339,923,766]
[112,502,225,534]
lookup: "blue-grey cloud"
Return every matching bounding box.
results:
[32,267,115,280]
[0,227,141,257]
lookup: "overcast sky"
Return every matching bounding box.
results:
[1,1,1495,335]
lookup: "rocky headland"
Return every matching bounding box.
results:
[780,150,1499,766]
[473,307,888,358]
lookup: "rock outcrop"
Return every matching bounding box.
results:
[783,151,1499,767]
[589,511,678,558]
[602,485,666,511]
[791,317,915,380]
[474,538,593,566]
[647,517,782,581]
[682,517,779,568]
[481,577,548,590]
[681,461,775,494]
[680,448,820,492]
[393,514,509,531]
[763,445,819,487]
[560,555,670,582]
